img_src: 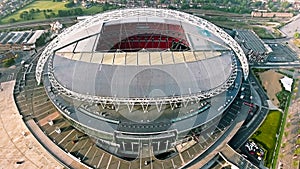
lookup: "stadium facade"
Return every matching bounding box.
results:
[36,8,249,160]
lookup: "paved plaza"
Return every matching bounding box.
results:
[0,80,63,169]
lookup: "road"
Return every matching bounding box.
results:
[251,62,300,69]
[280,14,300,38]
[264,14,300,56]
[0,67,19,83]
[0,46,45,83]
[265,37,300,57]
[228,71,269,150]
[0,16,76,30]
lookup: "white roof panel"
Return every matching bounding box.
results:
[74,35,98,52]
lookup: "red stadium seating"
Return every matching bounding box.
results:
[110,34,188,51]
[96,22,189,51]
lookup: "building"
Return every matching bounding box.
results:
[235,30,272,63]
[0,30,44,51]
[50,21,63,34]
[34,8,253,167]
[251,11,293,18]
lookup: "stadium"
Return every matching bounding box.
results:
[35,8,249,163]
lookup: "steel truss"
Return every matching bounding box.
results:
[46,53,238,112]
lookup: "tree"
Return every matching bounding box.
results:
[294,32,300,39]
[74,8,83,15]
[3,58,15,67]
[159,0,166,4]
[281,1,291,9]
[295,147,300,155]
[29,8,35,14]
[36,32,50,47]
[20,11,29,20]
[181,0,189,9]
[268,1,274,8]
[44,14,50,19]
[144,0,150,6]
[65,1,75,8]
[253,1,262,8]
[50,12,56,18]
[9,18,16,23]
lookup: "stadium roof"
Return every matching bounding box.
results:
[52,51,233,99]
[36,8,248,104]
[36,8,248,85]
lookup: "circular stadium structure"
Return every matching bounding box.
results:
[36,8,249,160]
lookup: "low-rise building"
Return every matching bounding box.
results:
[251,11,293,18]
[0,30,44,51]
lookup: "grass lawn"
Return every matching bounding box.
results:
[82,5,104,15]
[258,70,283,106]
[252,26,275,39]
[272,81,293,169]
[251,110,282,168]
[211,20,250,29]
[1,0,68,23]
[0,1,118,24]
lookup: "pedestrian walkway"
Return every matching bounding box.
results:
[0,80,63,168]
[38,111,60,126]
[277,98,300,169]
[26,119,89,169]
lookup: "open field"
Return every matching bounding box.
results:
[251,110,282,168]
[83,5,106,15]
[258,70,284,106]
[1,0,69,23]
[0,1,117,24]
[210,20,250,29]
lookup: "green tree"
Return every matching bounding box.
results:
[145,0,150,6]
[9,18,16,23]
[253,1,262,8]
[181,0,189,9]
[29,8,35,14]
[3,58,15,67]
[65,1,75,8]
[50,12,56,18]
[294,32,300,39]
[295,147,300,155]
[281,1,291,9]
[20,11,29,20]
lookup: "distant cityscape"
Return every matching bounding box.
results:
[1,0,300,20]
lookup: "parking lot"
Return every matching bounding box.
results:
[267,43,298,62]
